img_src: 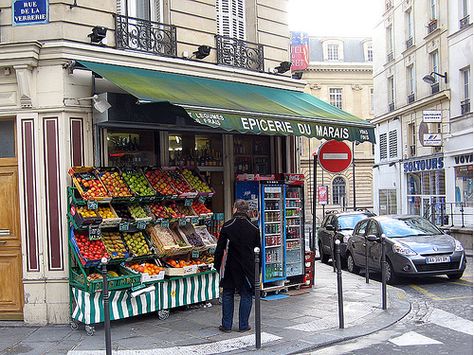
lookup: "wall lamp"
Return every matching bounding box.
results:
[63,94,111,113]
[88,26,107,45]
[292,71,303,80]
[272,61,292,74]
[193,45,211,59]
[422,71,448,84]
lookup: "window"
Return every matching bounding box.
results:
[408,123,416,157]
[329,88,343,109]
[327,44,339,61]
[407,65,416,95]
[370,88,374,112]
[389,129,397,158]
[406,8,414,41]
[430,51,439,82]
[379,189,397,215]
[461,0,469,17]
[367,44,373,62]
[430,0,438,19]
[388,76,395,105]
[117,0,162,21]
[455,165,473,207]
[332,177,346,206]
[355,220,369,237]
[386,25,393,57]
[379,133,388,160]
[0,119,15,158]
[367,221,379,237]
[462,67,470,100]
[216,0,246,40]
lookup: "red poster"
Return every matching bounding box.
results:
[318,186,328,205]
[290,32,309,71]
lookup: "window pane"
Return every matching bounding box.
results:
[327,44,339,60]
[0,120,15,158]
[455,165,473,207]
[332,176,346,205]
[329,88,343,109]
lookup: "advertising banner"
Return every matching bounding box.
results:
[318,186,328,205]
[290,32,309,71]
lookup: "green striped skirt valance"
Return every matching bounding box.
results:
[71,271,219,325]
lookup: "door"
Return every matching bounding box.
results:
[366,221,382,270]
[0,118,23,320]
[351,219,369,265]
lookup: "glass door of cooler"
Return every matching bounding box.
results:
[285,186,305,278]
[261,184,286,283]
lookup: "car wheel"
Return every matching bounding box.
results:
[447,272,464,280]
[384,260,399,285]
[319,242,329,264]
[347,253,360,274]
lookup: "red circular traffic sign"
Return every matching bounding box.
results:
[318,140,352,173]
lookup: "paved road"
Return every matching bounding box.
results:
[308,256,473,355]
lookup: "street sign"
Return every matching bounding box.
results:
[318,140,352,173]
[423,110,442,123]
[317,186,328,205]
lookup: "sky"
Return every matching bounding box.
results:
[288,0,383,38]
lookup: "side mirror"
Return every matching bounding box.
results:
[326,225,335,231]
[366,234,380,242]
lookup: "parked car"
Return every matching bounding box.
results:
[346,215,466,284]
[317,210,375,264]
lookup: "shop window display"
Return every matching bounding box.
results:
[168,133,222,167]
[407,170,446,219]
[106,130,158,167]
[455,165,473,207]
[233,135,271,174]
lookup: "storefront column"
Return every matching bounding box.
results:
[223,135,233,219]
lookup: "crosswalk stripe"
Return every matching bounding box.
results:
[389,331,443,346]
[427,307,473,336]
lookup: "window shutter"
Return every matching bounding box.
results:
[151,0,162,22]
[116,0,125,15]
[216,0,245,40]
[380,133,388,160]
[389,130,397,158]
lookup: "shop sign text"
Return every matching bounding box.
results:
[404,157,444,173]
[422,133,442,146]
[12,0,48,26]
[422,110,442,123]
[454,153,473,165]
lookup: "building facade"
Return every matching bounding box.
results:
[298,37,375,223]
[0,0,298,324]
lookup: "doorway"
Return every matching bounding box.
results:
[0,118,23,320]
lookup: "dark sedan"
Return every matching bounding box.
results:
[317,211,375,264]
[346,215,466,284]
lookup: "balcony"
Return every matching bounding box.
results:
[408,93,415,104]
[115,15,177,57]
[215,35,264,72]
[461,99,471,114]
[406,37,413,49]
[388,102,395,112]
[428,19,438,34]
[385,0,393,11]
[431,82,440,94]
[460,15,470,30]
[386,51,394,62]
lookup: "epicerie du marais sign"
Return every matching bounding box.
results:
[12,0,48,26]
[189,111,375,143]
[422,110,442,123]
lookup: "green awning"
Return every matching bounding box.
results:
[78,60,375,143]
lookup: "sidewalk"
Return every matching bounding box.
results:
[0,263,410,355]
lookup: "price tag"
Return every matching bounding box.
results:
[88,225,102,240]
[179,218,187,226]
[191,250,200,259]
[136,220,147,230]
[87,200,98,210]
[191,217,199,225]
[119,221,130,231]
[184,199,193,207]
[198,195,206,204]
[208,246,216,254]
[161,220,170,228]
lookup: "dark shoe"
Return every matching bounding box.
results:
[219,325,232,333]
[238,326,251,332]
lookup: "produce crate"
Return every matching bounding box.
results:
[69,204,103,227]
[95,167,134,199]
[128,204,153,224]
[122,230,154,258]
[180,168,215,197]
[68,166,112,202]
[194,225,217,250]
[164,265,198,277]
[120,167,157,200]
[70,266,140,293]
[142,167,178,199]
[69,229,106,268]
[101,232,130,260]
[147,225,181,257]
[161,167,198,199]
[96,204,121,227]
[124,259,165,283]
[175,223,207,252]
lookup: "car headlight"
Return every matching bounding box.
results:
[454,239,464,251]
[392,243,416,256]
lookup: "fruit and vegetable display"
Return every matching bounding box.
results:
[149,202,183,220]
[144,169,178,196]
[176,224,205,249]
[73,172,110,200]
[128,204,149,219]
[86,272,103,281]
[74,232,109,262]
[165,258,202,268]
[194,225,217,247]
[112,204,133,220]
[192,201,212,215]
[96,205,117,220]
[97,169,133,197]
[181,169,213,194]
[101,232,128,259]
[127,262,164,276]
[121,169,155,197]
[76,206,100,219]
[123,231,151,257]
[147,225,180,256]
[166,169,195,195]
[174,203,196,217]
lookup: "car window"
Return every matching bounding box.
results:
[325,216,333,227]
[355,220,369,237]
[367,221,379,237]
[337,214,370,230]
[380,217,442,238]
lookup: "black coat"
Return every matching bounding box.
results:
[214,213,261,290]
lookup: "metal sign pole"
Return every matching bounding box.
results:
[101,258,112,355]
[381,236,387,310]
[365,237,369,284]
[335,240,344,329]
[312,154,317,253]
[254,247,261,349]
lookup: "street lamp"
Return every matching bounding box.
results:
[422,71,448,84]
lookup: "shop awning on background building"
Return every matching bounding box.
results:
[78,60,375,143]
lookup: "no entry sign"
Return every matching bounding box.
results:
[318,140,352,173]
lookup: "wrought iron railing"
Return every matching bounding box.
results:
[431,82,440,94]
[385,0,393,11]
[428,19,438,34]
[408,93,415,104]
[386,51,394,62]
[460,15,470,30]
[115,15,177,57]
[215,35,264,72]
[388,102,395,112]
[461,99,471,114]
[423,202,471,228]
[406,37,413,49]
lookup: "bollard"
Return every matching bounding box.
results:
[254,247,261,349]
[380,236,387,310]
[331,235,336,273]
[101,257,112,355]
[334,240,344,329]
[365,237,369,284]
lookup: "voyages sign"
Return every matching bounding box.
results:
[188,111,375,143]
[12,0,48,25]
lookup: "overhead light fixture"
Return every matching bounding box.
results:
[63,94,111,113]
[292,71,303,80]
[192,45,211,59]
[88,26,107,45]
[272,61,292,74]
[422,71,448,84]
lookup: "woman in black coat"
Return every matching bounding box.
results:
[214,200,261,332]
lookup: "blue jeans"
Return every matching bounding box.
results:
[222,280,253,330]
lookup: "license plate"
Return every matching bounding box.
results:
[425,255,451,264]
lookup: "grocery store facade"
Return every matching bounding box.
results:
[0,1,374,324]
